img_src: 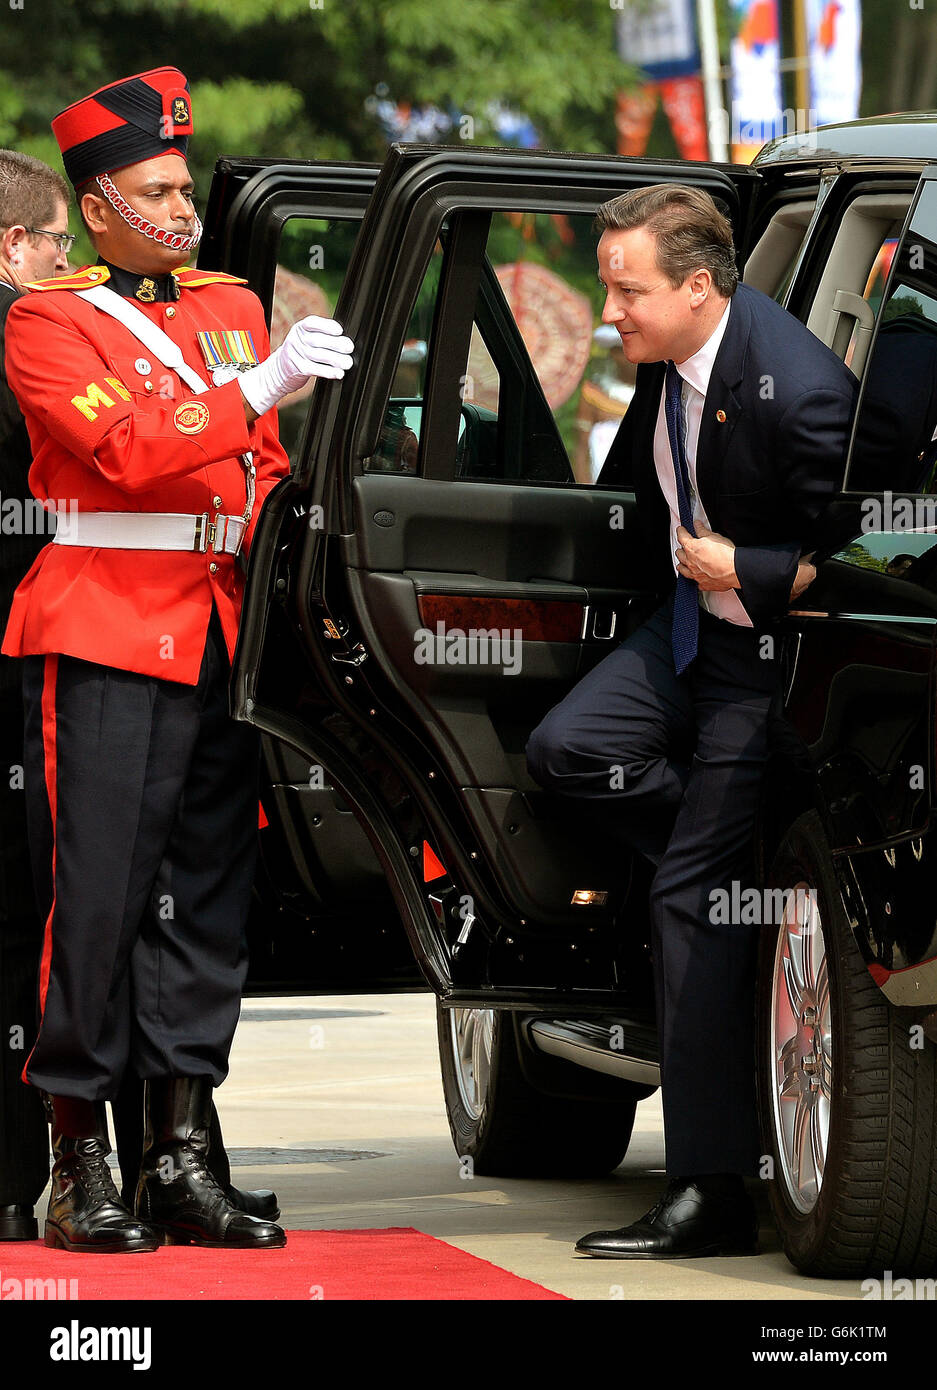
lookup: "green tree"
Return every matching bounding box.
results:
[0,0,645,263]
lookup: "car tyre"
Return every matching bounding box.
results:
[437,1003,637,1178]
[757,810,937,1277]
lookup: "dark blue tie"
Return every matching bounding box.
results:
[664,360,698,674]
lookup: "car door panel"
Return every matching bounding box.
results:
[340,468,663,922]
[201,158,424,991]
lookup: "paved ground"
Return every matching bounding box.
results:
[217,991,867,1302]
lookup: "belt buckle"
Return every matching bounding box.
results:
[224,517,246,557]
[194,513,214,553]
[211,515,243,557]
[198,513,244,557]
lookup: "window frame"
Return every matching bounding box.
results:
[842,167,937,496]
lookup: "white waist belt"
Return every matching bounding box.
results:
[52,512,247,555]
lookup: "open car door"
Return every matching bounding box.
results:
[227,143,774,1012]
[200,156,430,994]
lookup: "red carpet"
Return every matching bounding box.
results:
[0,1228,566,1300]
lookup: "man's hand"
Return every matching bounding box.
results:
[675,522,739,592]
[239,315,354,421]
[789,554,817,602]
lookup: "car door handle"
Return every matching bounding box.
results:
[331,642,369,666]
[581,605,618,641]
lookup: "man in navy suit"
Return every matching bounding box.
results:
[526,185,857,1258]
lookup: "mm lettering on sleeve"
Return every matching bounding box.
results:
[71,378,132,421]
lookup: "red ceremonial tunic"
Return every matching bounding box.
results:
[1,264,289,685]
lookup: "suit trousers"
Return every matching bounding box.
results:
[20,607,259,1099]
[526,595,782,1176]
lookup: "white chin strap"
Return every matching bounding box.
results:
[97,171,202,253]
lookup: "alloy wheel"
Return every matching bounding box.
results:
[769,881,832,1214]
[449,1007,495,1121]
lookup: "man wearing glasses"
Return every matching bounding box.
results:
[0,164,74,289]
[5,225,75,262]
[0,150,72,1244]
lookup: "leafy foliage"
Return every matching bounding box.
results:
[0,0,640,261]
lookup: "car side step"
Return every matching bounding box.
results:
[525,1019,661,1088]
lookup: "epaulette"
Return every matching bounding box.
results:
[173,268,249,289]
[24,265,112,293]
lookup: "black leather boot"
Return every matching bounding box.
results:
[136,1078,286,1248]
[113,1079,279,1219]
[45,1096,159,1253]
[205,1096,279,1220]
[225,1184,280,1220]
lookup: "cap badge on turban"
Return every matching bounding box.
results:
[53,66,194,187]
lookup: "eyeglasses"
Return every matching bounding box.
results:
[23,227,76,254]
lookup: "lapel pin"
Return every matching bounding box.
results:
[716,409,727,423]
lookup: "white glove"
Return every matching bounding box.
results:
[239,315,354,416]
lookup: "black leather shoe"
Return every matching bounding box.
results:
[575,1178,758,1259]
[136,1078,286,1248]
[45,1097,159,1253]
[0,1205,39,1241]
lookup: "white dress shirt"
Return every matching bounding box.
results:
[652,298,752,627]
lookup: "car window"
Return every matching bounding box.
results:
[369,209,627,487]
[827,181,937,582]
[271,216,360,461]
[839,233,900,372]
[367,240,444,474]
[846,181,937,500]
[862,236,899,317]
[464,211,614,485]
[743,195,819,304]
[804,190,913,378]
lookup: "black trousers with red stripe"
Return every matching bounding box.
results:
[21,609,259,1100]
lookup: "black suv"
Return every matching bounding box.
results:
[199,116,937,1278]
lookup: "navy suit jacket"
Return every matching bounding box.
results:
[597,282,859,628]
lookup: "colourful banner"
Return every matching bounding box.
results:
[659,75,709,162]
[807,0,862,126]
[615,0,700,80]
[729,0,784,161]
[615,85,659,158]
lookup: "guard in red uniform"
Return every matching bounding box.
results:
[2,66,354,1252]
